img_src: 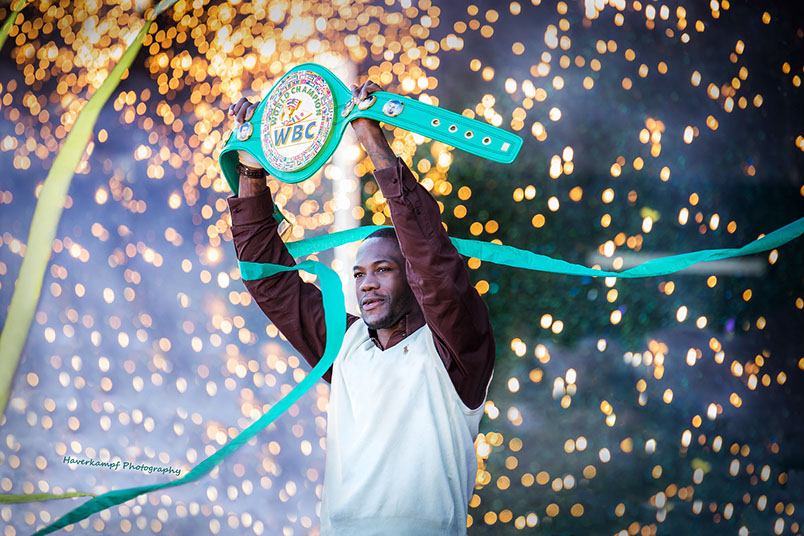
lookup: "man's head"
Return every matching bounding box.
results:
[353,228,418,331]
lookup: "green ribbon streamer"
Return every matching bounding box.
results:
[0,0,28,52]
[29,261,344,536]
[0,0,180,419]
[25,217,804,533]
[271,216,804,280]
[0,492,95,504]
[451,217,804,278]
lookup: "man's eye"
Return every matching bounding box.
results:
[377,267,389,272]
[353,273,363,279]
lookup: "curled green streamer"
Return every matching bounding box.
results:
[0,0,179,419]
[0,0,29,52]
[0,492,95,504]
[28,260,344,536]
[275,217,804,279]
[23,217,804,533]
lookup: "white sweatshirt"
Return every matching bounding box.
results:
[319,320,485,535]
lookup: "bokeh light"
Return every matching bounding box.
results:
[1,1,803,535]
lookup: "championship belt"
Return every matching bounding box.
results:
[219,63,522,194]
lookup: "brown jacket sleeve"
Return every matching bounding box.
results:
[374,158,495,410]
[228,190,358,383]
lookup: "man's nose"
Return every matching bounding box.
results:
[359,273,379,292]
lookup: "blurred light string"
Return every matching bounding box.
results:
[0,0,29,52]
[18,215,803,533]
[0,0,179,419]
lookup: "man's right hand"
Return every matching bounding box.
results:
[227,96,268,197]
[228,97,263,169]
[229,97,259,128]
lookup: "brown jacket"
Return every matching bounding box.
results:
[228,158,495,409]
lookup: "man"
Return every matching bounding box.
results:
[227,80,495,535]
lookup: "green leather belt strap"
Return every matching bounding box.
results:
[218,63,522,192]
[25,216,804,534]
[348,90,521,162]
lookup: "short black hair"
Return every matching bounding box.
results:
[365,227,398,243]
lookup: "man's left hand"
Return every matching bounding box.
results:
[348,80,396,169]
[350,80,382,105]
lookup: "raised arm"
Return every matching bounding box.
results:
[226,98,356,382]
[350,83,495,409]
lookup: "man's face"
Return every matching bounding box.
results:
[353,237,417,330]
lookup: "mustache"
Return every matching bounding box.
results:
[360,294,387,306]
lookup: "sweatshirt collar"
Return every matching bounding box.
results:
[367,307,425,350]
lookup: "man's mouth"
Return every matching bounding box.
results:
[361,297,385,312]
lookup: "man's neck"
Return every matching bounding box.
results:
[376,321,402,349]
[366,307,425,351]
